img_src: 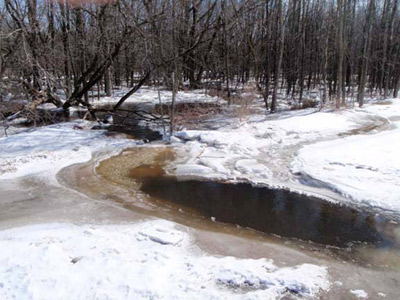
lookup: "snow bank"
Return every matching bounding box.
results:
[170,100,400,213]
[0,220,330,300]
[270,111,356,133]
[93,87,223,106]
[171,110,359,184]
[292,100,400,212]
[0,121,137,180]
[291,126,400,212]
[362,99,400,120]
[350,289,368,299]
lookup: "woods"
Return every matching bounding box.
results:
[1,0,400,114]
[2,2,400,298]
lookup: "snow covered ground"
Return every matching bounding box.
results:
[169,99,400,214]
[91,86,224,107]
[0,121,138,181]
[171,110,359,180]
[291,123,400,212]
[0,117,330,299]
[0,220,329,300]
[1,90,399,299]
[291,100,400,212]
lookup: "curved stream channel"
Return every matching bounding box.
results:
[57,144,400,298]
[60,145,400,263]
[2,104,399,298]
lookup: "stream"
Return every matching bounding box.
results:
[2,121,399,299]
[88,145,400,267]
[0,138,383,299]
[141,178,394,248]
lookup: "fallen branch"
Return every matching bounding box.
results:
[112,71,151,112]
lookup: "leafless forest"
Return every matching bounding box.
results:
[1,0,399,118]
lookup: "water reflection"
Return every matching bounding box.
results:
[140,178,394,248]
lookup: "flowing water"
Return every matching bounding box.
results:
[3,102,400,298]
[140,178,395,248]
[52,144,400,299]
[94,147,400,268]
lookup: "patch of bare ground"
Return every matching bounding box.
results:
[339,115,390,137]
[289,98,319,110]
[374,100,393,105]
[0,101,25,119]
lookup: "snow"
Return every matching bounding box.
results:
[350,289,368,298]
[175,164,216,179]
[2,98,399,213]
[170,110,360,185]
[291,126,400,211]
[0,220,330,300]
[291,100,400,212]
[362,99,400,120]
[1,93,399,298]
[169,99,400,214]
[0,116,333,299]
[378,292,387,297]
[93,86,223,106]
[0,121,137,180]
[235,159,272,177]
[270,111,356,133]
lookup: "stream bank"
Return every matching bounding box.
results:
[60,145,400,299]
[1,96,400,299]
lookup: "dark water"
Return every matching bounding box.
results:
[108,108,162,141]
[140,178,395,248]
[67,102,163,141]
[108,124,162,141]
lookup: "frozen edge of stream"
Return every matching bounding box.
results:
[0,123,332,300]
[164,101,400,218]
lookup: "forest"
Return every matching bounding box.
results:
[1,0,400,120]
[1,1,400,299]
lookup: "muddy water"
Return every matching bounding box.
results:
[55,110,400,298]
[93,147,400,268]
[55,146,400,299]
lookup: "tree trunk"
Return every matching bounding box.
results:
[222,1,231,104]
[27,0,40,90]
[380,0,390,98]
[271,0,285,113]
[357,0,375,107]
[59,1,71,98]
[105,68,112,96]
[336,0,345,108]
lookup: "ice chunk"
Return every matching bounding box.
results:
[350,289,368,298]
[138,225,183,246]
[235,159,272,177]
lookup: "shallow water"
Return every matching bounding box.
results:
[93,147,400,264]
[140,178,395,248]
[3,114,397,298]
[108,125,162,141]
[57,145,400,298]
